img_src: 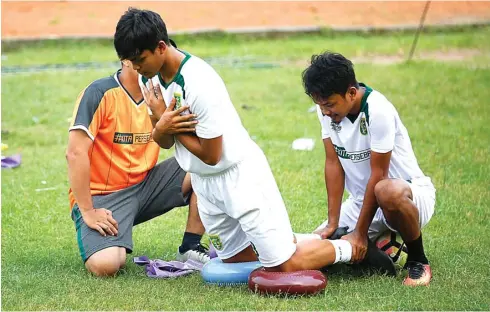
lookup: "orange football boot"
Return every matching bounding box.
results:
[403,261,432,286]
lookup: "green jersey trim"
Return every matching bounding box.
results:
[74,208,87,261]
[359,83,373,125]
[158,50,191,90]
[346,83,373,124]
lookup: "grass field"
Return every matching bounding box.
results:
[2,28,490,310]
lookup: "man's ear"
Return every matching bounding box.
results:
[157,41,168,55]
[348,86,357,101]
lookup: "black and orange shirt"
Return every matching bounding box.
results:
[68,70,159,209]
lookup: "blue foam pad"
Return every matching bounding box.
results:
[201,258,262,286]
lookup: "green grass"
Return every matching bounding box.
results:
[2,26,490,66]
[2,31,490,310]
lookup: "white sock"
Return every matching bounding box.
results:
[294,233,321,244]
[330,239,353,264]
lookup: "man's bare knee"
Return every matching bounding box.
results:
[375,179,412,212]
[85,247,125,277]
[85,258,120,277]
[273,253,304,272]
[222,245,258,263]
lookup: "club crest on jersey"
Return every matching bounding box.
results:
[331,121,342,132]
[173,92,182,110]
[209,234,223,251]
[360,117,368,135]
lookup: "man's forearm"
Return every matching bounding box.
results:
[175,133,209,163]
[67,153,93,213]
[151,115,175,149]
[355,175,384,235]
[325,160,345,227]
[152,129,175,149]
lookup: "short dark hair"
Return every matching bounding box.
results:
[114,7,169,60]
[302,52,358,99]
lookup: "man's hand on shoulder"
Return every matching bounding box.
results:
[154,97,198,135]
[80,208,118,237]
[141,79,198,135]
[142,79,198,135]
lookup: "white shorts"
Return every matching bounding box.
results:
[315,177,436,240]
[191,146,296,267]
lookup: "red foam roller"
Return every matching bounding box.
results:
[248,267,327,295]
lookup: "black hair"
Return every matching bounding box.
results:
[114,7,170,60]
[302,52,359,100]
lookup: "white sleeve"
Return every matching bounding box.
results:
[316,106,331,139]
[369,103,396,153]
[187,85,223,139]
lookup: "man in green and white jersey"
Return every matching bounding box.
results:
[302,52,436,286]
[113,9,398,274]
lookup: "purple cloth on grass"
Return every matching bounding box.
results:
[209,243,218,259]
[134,256,203,278]
[1,154,21,169]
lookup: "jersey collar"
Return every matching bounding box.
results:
[346,83,373,123]
[158,50,191,89]
[114,70,145,106]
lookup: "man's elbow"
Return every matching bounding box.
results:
[65,148,83,163]
[203,154,221,166]
[158,141,174,150]
[153,132,174,149]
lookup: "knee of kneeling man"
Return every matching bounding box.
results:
[374,179,392,198]
[279,253,306,272]
[375,180,408,208]
[85,257,122,277]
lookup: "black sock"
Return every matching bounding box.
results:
[179,232,202,254]
[405,233,429,264]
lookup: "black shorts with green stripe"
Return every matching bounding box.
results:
[71,157,189,262]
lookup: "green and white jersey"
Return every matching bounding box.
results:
[317,83,428,202]
[139,51,255,175]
